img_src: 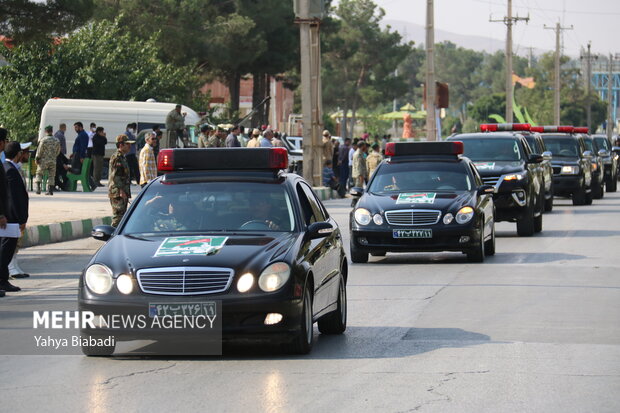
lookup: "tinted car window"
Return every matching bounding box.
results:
[123,182,296,234]
[296,183,319,225]
[594,137,610,151]
[542,136,579,157]
[300,183,326,222]
[369,162,472,193]
[460,138,523,161]
[583,138,594,152]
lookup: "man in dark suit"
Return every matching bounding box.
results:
[0,129,9,297]
[1,141,28,293]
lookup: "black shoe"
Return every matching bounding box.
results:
[10,273,30,279]
[0,282,21,292]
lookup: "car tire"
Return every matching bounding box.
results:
[607,175,617,192]
[592,177,604,199]
[370,252,386,257]
[572,180,587,205]
[466,223,485,262]
[516,201,535,236]
[585,188,593,205]
[80,334,115,357]
[284,286,313,355]
[534,192,544,233]
[544,184,554,212]
[318,274,347,335]
[484,223,495,256]
[350,239,368,263]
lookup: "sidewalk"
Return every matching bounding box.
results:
[22,181,336,247]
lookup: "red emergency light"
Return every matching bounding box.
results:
[157,147,289,172]
[557,126,574,133]
[480,123,531,132]
[385,141,463,157]
[573,127,589,134]
[157,149,174,171]
[530,126,544,133]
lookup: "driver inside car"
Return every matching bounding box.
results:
[240,193,282,230]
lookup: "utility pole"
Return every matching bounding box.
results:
[490,0,528,123]
[425,0,437,141]
[526,47,535,69]
[580,42,598,131]
[545,22,573,124]
[295,0,323,186]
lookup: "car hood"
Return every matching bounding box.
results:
[362,191,473,213]
[93,232,298,274]
[471,160,525,176]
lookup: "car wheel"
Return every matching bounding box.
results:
[572,180,587,205]
[592,177,604,199]
[516,201,535,236]
[318,274,347,335]
[370,252,386,257]
[350,239,368,263]
[466,223,485,262]
[484,222,496,256]
[80,334,115,357]
[284,286,313,354]
[607,175,617,192]
[585,188,593,205]
[544,184,554,212]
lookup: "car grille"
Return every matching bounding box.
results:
[384,209,441,226]
[481,175,501,186]
[137,267,233,296]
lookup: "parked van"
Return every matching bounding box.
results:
[38,98,201,158]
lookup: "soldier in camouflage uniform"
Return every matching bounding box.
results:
[35,125,61,195]
[108,134,134,227]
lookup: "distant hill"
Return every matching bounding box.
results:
[383,19,549,56]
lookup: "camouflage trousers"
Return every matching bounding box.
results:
[35,162,56,186]
[110,196,128,227]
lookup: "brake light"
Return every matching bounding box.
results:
[573,127,589,134]
[385,142,396,156]
[157,149,174,171]
[557,126,574,133]
[269,147,289,169]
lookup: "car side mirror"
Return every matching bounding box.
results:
[477,184,495,195]
[542,151,552,160]
[527,154,543,164]
[306,221,334,240]
[583,150,593,158]
[598,149,610,157]
[349,187,364,197]
[612,146,620,155]
[92,225,115,241]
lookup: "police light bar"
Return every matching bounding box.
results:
[573,127,589,134]
[479,123,531,132]
[530,126,544,133]
[385,141,464,157]
[528,125,574,133]
[156,148,288,172]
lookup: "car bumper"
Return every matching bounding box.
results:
[350,225,480,253]
[492,191,529,222]
[78,293,303,343]
[552,175,582,196]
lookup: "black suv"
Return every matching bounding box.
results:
[582,134,605,199]
[523,130,554,211]
[448,125,544,236]
[539,127,593,206]
[592,134,618,192]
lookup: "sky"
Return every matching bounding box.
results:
[373,0,620,57]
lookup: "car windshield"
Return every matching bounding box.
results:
[583,138,594,152]
[542,136,580,157]
[123,181,296,234]
[369,162,472,193]
[459,138,523,161]
[594,137,610,151]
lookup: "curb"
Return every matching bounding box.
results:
[22,186,335,248]
[22,216,113,248]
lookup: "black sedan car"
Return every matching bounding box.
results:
[349,142,495,263]
[79,148,347,356]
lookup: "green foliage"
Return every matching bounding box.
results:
[468,93,506,123]
[0,19,199,140]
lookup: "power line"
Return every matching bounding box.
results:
[474,0,620,16]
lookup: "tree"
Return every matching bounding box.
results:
[0,0,93,43]
[468,93,506,123]
[322,0,412,138]
[0,19,198,140]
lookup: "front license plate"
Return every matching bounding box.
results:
[149,302,216,318]
[393,229,432,238]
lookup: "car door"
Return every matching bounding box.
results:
[470,164,494,237]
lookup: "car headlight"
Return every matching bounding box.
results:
[258,262,291,292]
[372,213,384,225]
[591,163,598,171]
[85,264,113,294]
[116,274,133,295]
[354,208,372,225]
[443,213,454,224]
[503,174,523,181]
[455,206,474,224]
[561,165,579,175]
[237,273,254,293]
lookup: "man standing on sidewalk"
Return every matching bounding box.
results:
[0,129,9,297]
[139,133,157,188]
[35,125,61,195]
[109,135,133,227]
[1,141,28,293]
[92,126,107,187]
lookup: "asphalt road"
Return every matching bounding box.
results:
[1,193,619,412]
